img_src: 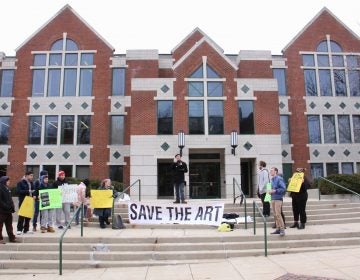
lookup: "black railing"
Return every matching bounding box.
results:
[317,176,360,200]
[232,177,247,229]
[252,201,268,257]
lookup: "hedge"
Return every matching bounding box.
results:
[314,174,360,195]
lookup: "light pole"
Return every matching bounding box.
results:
[178,130,185,156]
[231,130,238,156]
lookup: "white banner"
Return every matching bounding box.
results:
[58,184,78,203]
[128,201,224,226]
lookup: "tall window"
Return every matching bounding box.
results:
[239,101,254,134]
[110,116,124,144]
[187,63,224,135]
[353,115,360,143]
[110,166,124,183]
[112,68,126,96]
[61,115,74,144]
[307,115,321,143]
[326,163,339,175]
[28,116,42,144]
[31,37,95,97]
[77,115,91,144]
[302,39,360,97]
[44,116,58,144]
[310,163,323,179]
[0,70,14,97]
[280,115,290,144]
[322,115,336,143]
[157,101,173,135]
[341,163,353,174]
[338,115,351,143]
[273,68,287,96]
[0,116,10,144]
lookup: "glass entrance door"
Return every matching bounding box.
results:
[189,162,221,199]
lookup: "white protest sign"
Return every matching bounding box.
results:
[128,201,224,226]
[58,184,78,203]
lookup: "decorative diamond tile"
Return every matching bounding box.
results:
[113,151,121,159]
[279,102,285,109]
[241,85,250,93]
[65,102,72,110]
[1,103,8,110]
[355,102,360,109]
[33,103,40,110]
[49,102,56,110]
[343,149,350,157]
[161,142,170,151]
[243,142,253,151]
[0,151,4,159]
[309,102,316,109]
[161,85,170,93]
[313,149,320,157]
[81,102,89,109]
[114,102,122,109]
[328,149,335,157]
[62,151,70,159]
[30,151,37,159]
[339,102,346,109]
[281,150,288,157]
[79,151,87,159]
[324,102,331,109]
[46,151,54,159]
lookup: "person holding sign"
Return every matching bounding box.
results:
[257,161,271,217]
[172,154,188,204]
[39,175,56,233]
[0,176,17,243]
[16,171,35,235]
[53,171,70,229]
[289,168,310,230]
[268,167,286,237]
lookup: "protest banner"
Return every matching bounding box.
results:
[90,190,113,208]
[128,201,224,226]
[18,196,34,218]
[287,172,305,192]
[39,189,62,210]
[58,184,78,203]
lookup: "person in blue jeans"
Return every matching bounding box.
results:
[269,167,286,236]
[172,154,188,204]
[32,170,48,232]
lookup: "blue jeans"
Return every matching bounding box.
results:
[32,200,40,228]
[75,204,88,224]
[174,181,185,202]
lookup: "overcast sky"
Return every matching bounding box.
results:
[1,0,360,56]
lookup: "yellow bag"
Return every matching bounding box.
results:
[218,223,232,232]
[18,196,35,218]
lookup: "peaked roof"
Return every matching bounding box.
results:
[16,4,114,52]
[282,7,360,53]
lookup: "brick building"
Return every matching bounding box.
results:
[0,5,359,199]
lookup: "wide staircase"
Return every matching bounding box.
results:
[1,199,360,271]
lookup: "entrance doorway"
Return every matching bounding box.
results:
[240,160,254,196]
[157,160,173,199]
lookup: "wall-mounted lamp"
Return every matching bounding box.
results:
[178,130,185,156]
[231,130,238,156]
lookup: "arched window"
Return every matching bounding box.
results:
[316,40,343,53]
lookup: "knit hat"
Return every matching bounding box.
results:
[58,170,65,177]
[0,176,9,184]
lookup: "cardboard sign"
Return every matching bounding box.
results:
[90,190,113,208]
[39,189,62,210]
[58,184,78,203]
[18,196,34,218]
[287,172,305,193]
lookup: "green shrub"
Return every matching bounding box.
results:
[316,174,360,195]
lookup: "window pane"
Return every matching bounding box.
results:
[0,70,14,97]
[79,69,93,96]
[317,55,329,67]
[334,70,347,96]
[207,82,223,97]
[51,39,63,51]
[341,163,353,174]
[304,70,317,96]
[47,69,61,96]
[280,115,290,144]
[323,115,336,143]
[349,70,360,96]
[43,165,56,180]
[77,115,91,145]
[353,115,360,143]
[109,166,124,183]
[65,53,78,66]
[346,55,360,69]
[33,54,46,66]
[206,65,220,78]
[189,101,204,134]
[44,116,58,145]
[310,163,324,179]
[0,165,7,177]
[49,54,62,66]
[81,54,94,66]
[319,70,332,96]
[208,101,223,134]
[111,116,124,145]
[26,165,39,180]
[273,69,287,96]
[316,41,328,52]
[188,82,204,97]
[0,116,10,145]
[189,66,203,78]
[302,54,315,66]
[326,163,339,175]
[330,41,342,52]
[32,70,45,97]
[307,115,321,143]
[59,165,73,178]
[66,39,78,51]
[338,115,351,143]
[239,101,254,135]
[332,55,344,67]
[28,116,42,145]
[63,69,77,96]
[157,101,172,135]
[76,166,90,180]
[112,68,125,96]
[61,115,74,144]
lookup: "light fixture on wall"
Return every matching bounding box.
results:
[231,130,238,156]
[178,130,185,156]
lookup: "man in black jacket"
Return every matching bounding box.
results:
[16,171,34,234]
[172,154,188,204]
[0,176,17,243]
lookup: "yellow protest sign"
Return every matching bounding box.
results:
[18,196,34,218]
[287,172,304,193]
[90,190,113,208]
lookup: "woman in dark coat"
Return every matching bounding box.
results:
[0,176,17,243]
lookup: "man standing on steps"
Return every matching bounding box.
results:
[269,167,286,237]
[257,160,270,217]
[172,154,188,204]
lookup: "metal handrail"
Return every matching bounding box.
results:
[252,201,268,257]
[318,176,360,200]
[232,178,247,229]
[59,203,84,275]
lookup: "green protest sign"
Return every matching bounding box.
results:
[39,189,62,210]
